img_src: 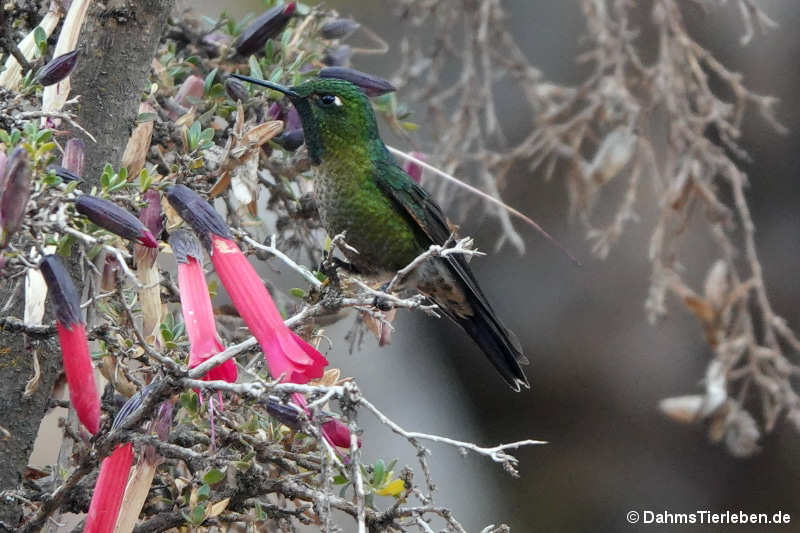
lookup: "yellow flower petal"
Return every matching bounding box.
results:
[376,479,405,497]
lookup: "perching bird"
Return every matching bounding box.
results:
[233,74,530,391]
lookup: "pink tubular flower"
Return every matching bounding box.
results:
[321,419,353,449]
[166,185,327,384]
[291,393,359,450]
[40,255,101,434]
[210,234,327,383]
[84,442,134,533]
[170,230,237,383]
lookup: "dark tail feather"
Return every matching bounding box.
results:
[452,304,530,392]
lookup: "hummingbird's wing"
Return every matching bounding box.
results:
[374,159,530,391]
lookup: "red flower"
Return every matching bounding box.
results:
[84,442,134,533]
[40,255,101,434]
[56,323,101,434]
[166,185,327,384]
[321,418,353,449]
[210,234,326,383]
[171,230,237,383]
[291,393,359,450]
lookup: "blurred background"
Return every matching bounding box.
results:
[27,1,797,531]
[201,1,800,531]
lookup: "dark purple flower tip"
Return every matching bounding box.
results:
[40,254,82,327]
[266,102,283,121]
[235,2,296,57]
[168,229,204,264]
[224,77,249,103]
[1,147,32,248]
[274,129,304,151]
[35,49,79,86]
[285,106,302,130]
[154,400,174,441]
[318,67,395,97]
[139,190,163,237]
[75,195,158,248]
[62,138,85,176]
[165,185,232,249]
[323,45,352,67]
[48,165,81,182]
[112,382,162,431]
[320,18,360,40]
[266,396,304,430]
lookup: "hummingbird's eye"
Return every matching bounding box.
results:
[317,93,342,107]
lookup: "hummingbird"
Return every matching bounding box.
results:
[232,74,530,391]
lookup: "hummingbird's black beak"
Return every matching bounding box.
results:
[230,74,300,99]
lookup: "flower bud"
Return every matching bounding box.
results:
[224,77,249,103]
[274,129,304,151]
[139,190,163,237]
[323,45,352,67]
[235,2,296,56]
[320,18,360,40]
[165,185,232,248]
[318,67,395,97]
[62,137,85,176]
[169,229,204,264]
[285,106,302,130]
[174,74,204,107]
[48,165,80,182]
[40,254,101,435]
[266,102,283,121]
[40,255,82,327]
[75,195,158,248]
[266,396,304,430]
[0,148,32,248]
[35,49,79,86]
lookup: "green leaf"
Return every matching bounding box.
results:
[373,459,385,485]
[189,504,205,524]
[204,68,218,95]
[332,474,348,485]
[269,66,283,83]
[33,27,47,57]
[35,129,53,143]
[203,469,225,485]
[196,483,211,501]
[135,112,157,124]
[248,55,263,81]
[56,234,75,257]
[138,169,152,192]
[288,287,305,299]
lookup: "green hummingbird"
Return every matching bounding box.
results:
[232,74,530,391]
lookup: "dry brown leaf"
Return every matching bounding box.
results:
[243,120,283,147]
[114,461,158,533]
[209,170,231,198]
[121,102,156,178]
[206,498,230,518]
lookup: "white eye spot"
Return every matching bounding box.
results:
[333,95,343,107]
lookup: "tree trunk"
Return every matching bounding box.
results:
[0,1,172,528]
